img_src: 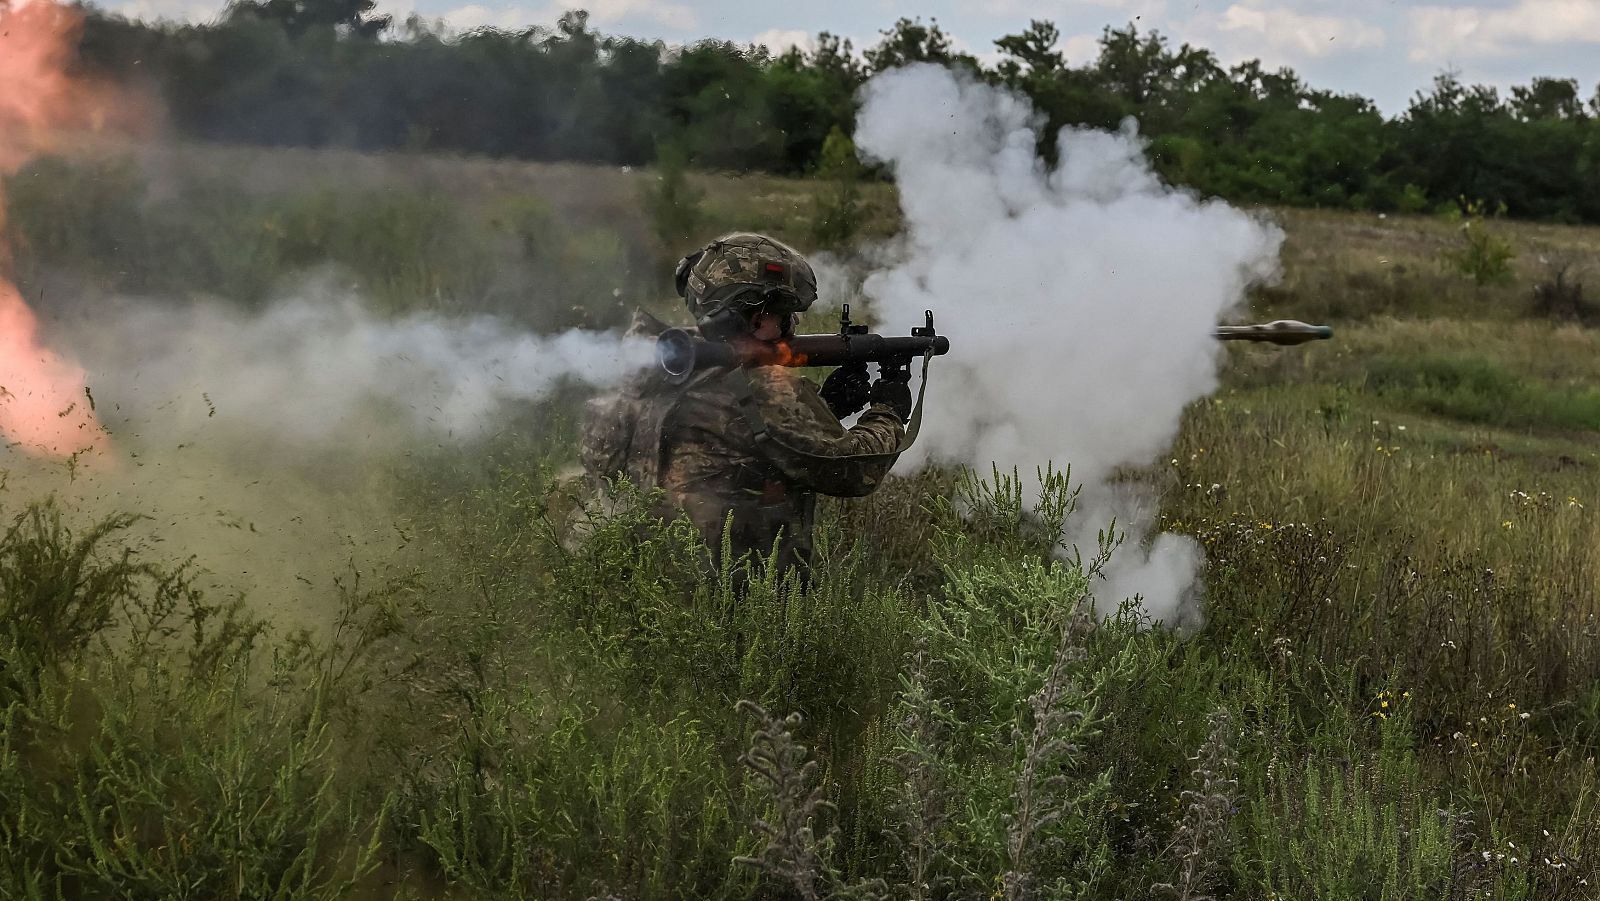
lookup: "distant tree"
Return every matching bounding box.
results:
[765,35,863,172]
[661,41,783,169]
[865,18,975,72]
[61,6,1600,226]
[994,20,1064,81]
[226,0,390,38]
[1092,24,1221,112]
[1510,77,1584,121]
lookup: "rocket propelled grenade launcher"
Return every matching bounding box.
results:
[1214,319,1333,345]
[657,304,950,384]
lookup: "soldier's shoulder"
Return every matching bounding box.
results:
[626,307,684,338]
[745,364,817,397]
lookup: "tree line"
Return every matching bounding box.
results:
[77,0,1600,222]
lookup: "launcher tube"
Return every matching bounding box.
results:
[657,328,950,381]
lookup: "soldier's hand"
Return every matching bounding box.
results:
[870,371,913,423]
[820,363,872,419]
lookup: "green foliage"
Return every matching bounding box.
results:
[864,18,976,73]
[0,496,372,898]
[645,141,705,259]
[411,697,741,897]
[0,501,148,684]
[1445,200,1519,286]
[1244,732,1459,897]
[808,127,864,249]
[71,7,1600,223]
[5,156,644,328]
[15,178,1600,895]
[11,405,1600,897]
[1363,352,1600,431]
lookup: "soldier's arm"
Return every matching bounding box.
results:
[748,367,904,497]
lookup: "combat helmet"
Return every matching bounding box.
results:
[674,233,818,339]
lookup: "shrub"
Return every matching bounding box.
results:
[1529,262,1595,323]
[646,141,705,259]
[808,127,865,249]
[1444,200,1517,287]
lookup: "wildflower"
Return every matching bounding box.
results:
[1398,425,1407,431]
[1502,520,1514,530]
[1520,712,1530,720]
[1508,703,1517,710]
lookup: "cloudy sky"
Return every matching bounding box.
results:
[106,0,1600,114]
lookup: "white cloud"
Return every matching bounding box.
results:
[1193,3,1385,65]
[1407,0,1600,62]
[436,3,528,30]
[751,28,813,54]
[974,0,1164,11]
[376,0,695,35]
[575,0,696,30]
[1061,33,1101,66]
[104,0,221,23]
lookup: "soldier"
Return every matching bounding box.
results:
[580,233,912,576]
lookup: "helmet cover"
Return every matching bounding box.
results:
[675,233,818,327]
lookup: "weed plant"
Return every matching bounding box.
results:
[6,156,1600,897]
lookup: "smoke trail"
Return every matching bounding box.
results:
[852,65,1282,625]
[0,280,649,623]
[69,286,651,450]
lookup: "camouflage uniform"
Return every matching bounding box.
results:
[581,321,905,573]
[582,232,907,574]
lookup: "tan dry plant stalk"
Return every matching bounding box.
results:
[734,699,887,901]
[890,637,956,901]
[1002,595,1096,901]
[1154,708,1240,900]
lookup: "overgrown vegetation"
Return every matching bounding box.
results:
[9,152,1600,896]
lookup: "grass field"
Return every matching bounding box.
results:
[4,145,1600,898]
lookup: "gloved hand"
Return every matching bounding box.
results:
[870,368,913,422]
[820,363,872,420]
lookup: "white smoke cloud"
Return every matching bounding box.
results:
[3,281,648,623]
[852,64,1282,625]
[69,282,648,450]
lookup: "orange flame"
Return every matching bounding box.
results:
[0,0,149,457]
[766,342,810,367]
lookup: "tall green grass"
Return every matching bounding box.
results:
[5,450,1600,897]
[6,152,1600,897]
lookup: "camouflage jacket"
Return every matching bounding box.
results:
[580,328,904,572]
